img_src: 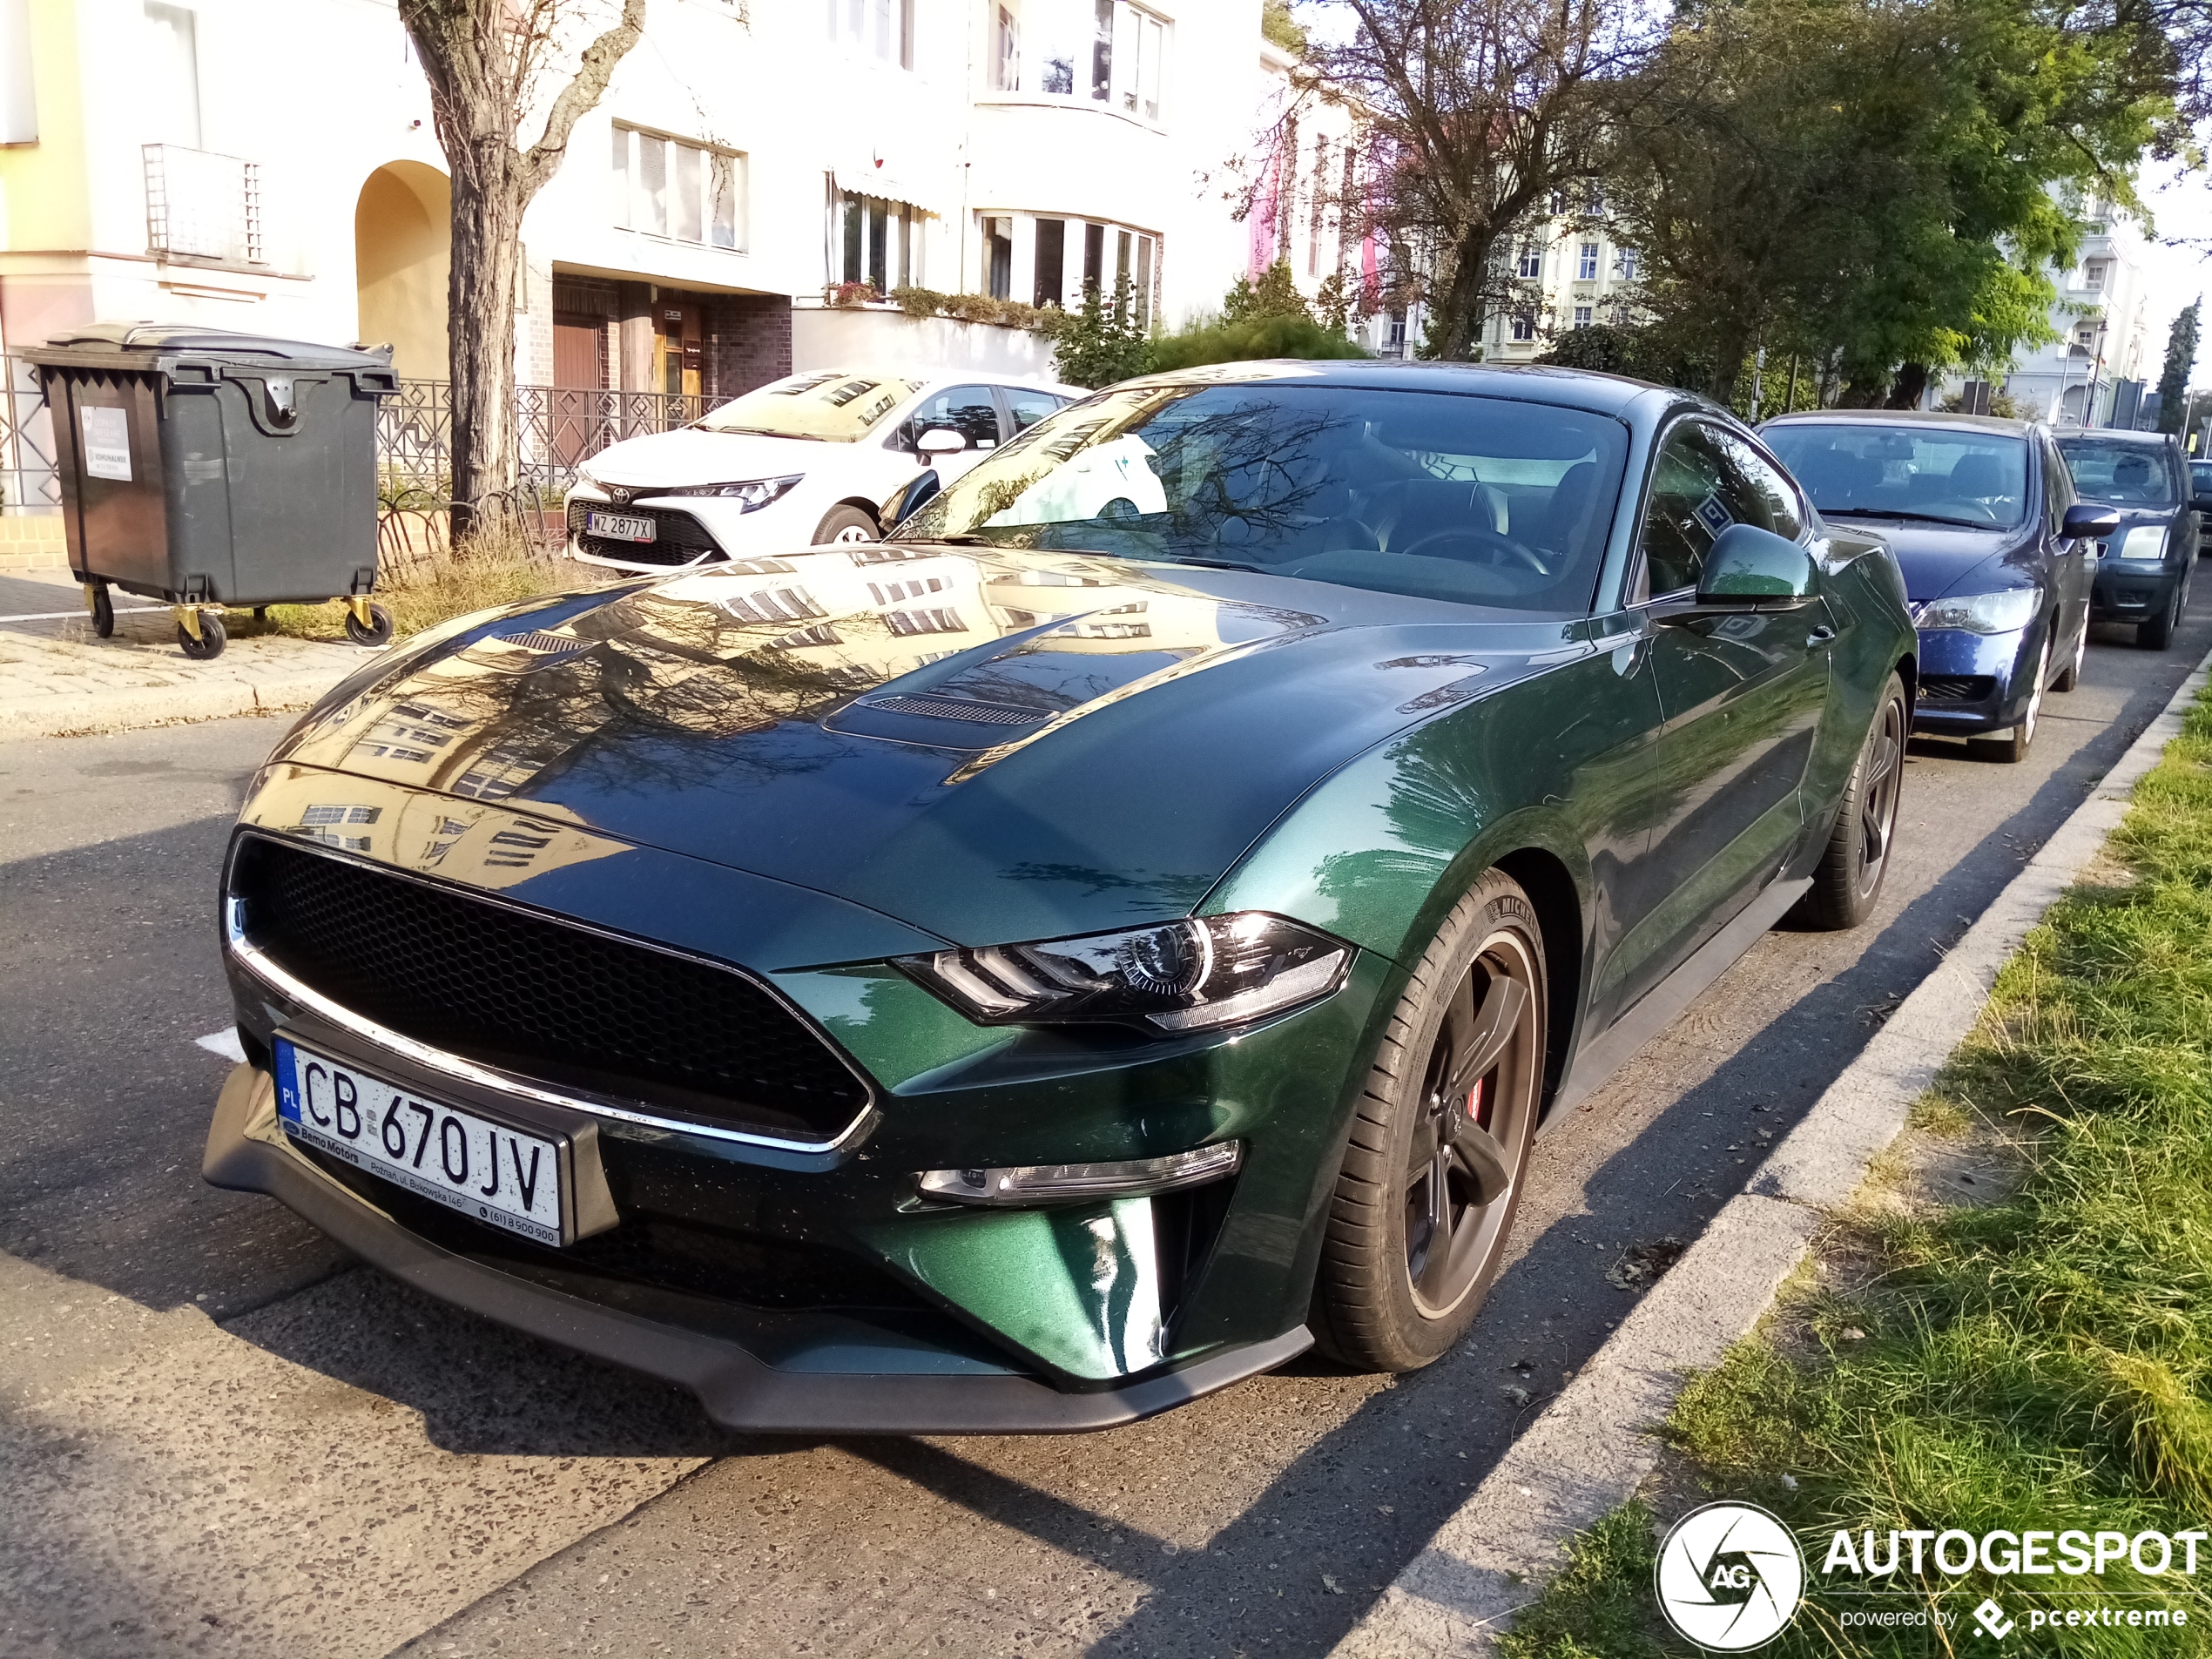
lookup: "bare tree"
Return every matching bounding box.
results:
[399,0,647,542]
[1312,0,1649,360]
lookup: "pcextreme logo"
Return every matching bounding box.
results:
[1655,1502,1807,1651]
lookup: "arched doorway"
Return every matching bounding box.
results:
[354,162,451,381]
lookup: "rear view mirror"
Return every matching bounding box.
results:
[1698,523,1816,604]
[2062,502,2121,539]
[918,428,968,456]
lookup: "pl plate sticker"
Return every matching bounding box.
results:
[79,405,132,482]
[1656,1501,1805,1650]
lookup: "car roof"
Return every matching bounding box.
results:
[1764,408,2040,437]
[1111,359,1664,418]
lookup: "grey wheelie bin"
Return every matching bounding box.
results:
[26,324,398,659]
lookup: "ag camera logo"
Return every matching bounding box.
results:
[1656,1501,1807,1650]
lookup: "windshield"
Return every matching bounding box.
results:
[2059,437,2181,507]
[2193,462,2212,495]
[693,370,922,442]
[1763,423,2030,529]
[893,381,1629,613]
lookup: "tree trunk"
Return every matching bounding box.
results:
[448,162,524,545]
[1885,361,1930,410]
[1431,226,1501,361]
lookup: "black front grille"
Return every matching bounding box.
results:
[567,498,724,566]
[1919,675,1995,703]
[236,837,867,1140]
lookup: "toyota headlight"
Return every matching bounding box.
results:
[2114,526,2167,562]
[660,475,804,510]
[1913,588,2040,634]
[897,914,1350,1032]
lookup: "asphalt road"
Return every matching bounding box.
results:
[3,589,2208,1659]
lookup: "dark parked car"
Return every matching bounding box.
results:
[2057,430,2198,651]
[205,364,1915,1433]
[1763,411,2112,762]
[2188,459,2212,550]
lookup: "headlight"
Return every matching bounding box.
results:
[575,465,604,492]
[2114,526,2167,562]
[659,475,804,510]
[1913,588,2040,634]
[897,913,1350,1032]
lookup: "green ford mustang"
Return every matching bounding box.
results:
[204,362,1916,1432]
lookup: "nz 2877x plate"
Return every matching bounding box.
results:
[273,1036,565,1246]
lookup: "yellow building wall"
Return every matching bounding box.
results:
[354,161,449,381]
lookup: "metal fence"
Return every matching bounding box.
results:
[1,355,59,516]
[379,380,735,505]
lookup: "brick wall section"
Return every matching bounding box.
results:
[707,295,792,397]
[0,516,66,570]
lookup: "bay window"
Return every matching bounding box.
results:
[833,186,922,291]
[988,0,1167,121]
[614,125,745,252]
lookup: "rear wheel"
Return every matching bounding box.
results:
[813,505,879,545]
[1792,673,1906,930]
[89,585,114,637]
[1312,869,1546,1372]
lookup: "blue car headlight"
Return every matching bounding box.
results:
[2113,526,2167,562]
[1913,588,2040,634]
[898,913,1350,1031]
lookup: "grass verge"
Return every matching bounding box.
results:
[1503,673,2212,1657]
[263,537,590,644]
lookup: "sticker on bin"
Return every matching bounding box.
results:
[80,406,132,482]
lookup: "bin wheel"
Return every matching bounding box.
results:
[91,588,115,637]
[345,603,395,649]
[178,614,226,661]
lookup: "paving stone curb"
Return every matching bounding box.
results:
[0,671,347,741]
[1332,644,2212,1657]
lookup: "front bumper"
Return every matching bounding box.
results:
[1908,624,2036,736]
[2090,563,2182,624]
[206,1062,1312,1433]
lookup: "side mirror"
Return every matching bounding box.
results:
[1697,523,1817,604]
[917,428,968,457]
[882,468,943,529]
[2062,502,2121,540]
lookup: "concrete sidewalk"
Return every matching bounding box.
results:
[0,570,360,740]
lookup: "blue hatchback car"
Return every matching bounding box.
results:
[1762,412,2116,762]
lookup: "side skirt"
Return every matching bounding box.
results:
[1548,875,1813,1123]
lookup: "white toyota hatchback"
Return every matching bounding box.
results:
[565,368,1083,572]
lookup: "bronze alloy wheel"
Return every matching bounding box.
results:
[1312,869,1546,1372]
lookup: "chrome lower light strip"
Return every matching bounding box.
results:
[918,1142,1243,1207]
[224,899,868,1156]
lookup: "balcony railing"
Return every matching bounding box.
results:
[144,143,264,265]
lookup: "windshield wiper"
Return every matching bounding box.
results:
[1822,508,1998,529]
[1137,555,1265,573]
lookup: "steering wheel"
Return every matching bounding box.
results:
[1395,525,1551,574]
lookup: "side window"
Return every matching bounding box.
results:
[1005,388,1068,433]
[1637,422,1786,599]
[2044,440,2074,531]
[895,386,1004,453]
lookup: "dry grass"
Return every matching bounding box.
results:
[260,519,605,643]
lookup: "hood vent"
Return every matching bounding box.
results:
[861,693,1047,726]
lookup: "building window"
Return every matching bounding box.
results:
[1510,313,1534,342]
[1517,245,1541,280]
[983,215,1014,299]
[989,0,1166,119]
[1035,217,1066,307]
[833,188,920,291]
[1577,242,1599,280]
[826,0,914,67]
[1548,190,1566,215]
[1615,247,1638,281]
[2083,260,2106,291]
[1573,305,1593,329]
[614,125,744,252]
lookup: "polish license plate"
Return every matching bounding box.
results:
[585,510,656,543]
[273,1037,565,1247]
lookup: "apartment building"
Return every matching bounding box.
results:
[0,0,1293,558]
[1976,206,2155,425]
[1481,191,1637,362]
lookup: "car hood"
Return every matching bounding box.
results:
[269,545,1582,951]
[580,427,861,490]
[1838,518,2038,604]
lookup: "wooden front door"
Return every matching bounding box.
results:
[550,312,608,466]
[658,302,703,401]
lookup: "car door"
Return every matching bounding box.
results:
[1612,419,1832,1009]
[2036,435,2087,641]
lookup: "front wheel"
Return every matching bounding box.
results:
[177,613,226,660]
[2139,570,2186,651]
[1969,633,2048,764]
[1312,869,1546,1373]
[1792,672,1906,930]
[90,585,115,637]
[812,505,879,545]
[2051,610,2086,691]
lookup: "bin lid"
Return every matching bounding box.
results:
[31,322,393,371]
